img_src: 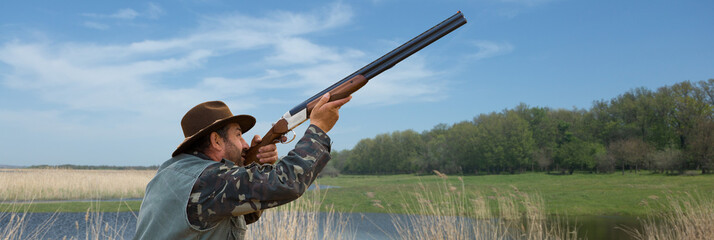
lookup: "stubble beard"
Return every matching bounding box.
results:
[224,140,244,166]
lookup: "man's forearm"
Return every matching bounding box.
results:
[186,125,331,229]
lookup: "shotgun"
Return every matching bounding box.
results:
[244,11,467,164]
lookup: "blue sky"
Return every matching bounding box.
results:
[1,0,712,166]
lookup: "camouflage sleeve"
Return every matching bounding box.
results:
[186,125,331,230]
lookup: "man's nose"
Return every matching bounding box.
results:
[240,137,249,150]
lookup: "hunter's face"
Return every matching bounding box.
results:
[221,123,249,165]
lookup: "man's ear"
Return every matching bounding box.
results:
[209,132,223,151]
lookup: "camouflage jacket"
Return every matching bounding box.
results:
[186,125,331,230]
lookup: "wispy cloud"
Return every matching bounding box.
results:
[0,2,446,141]
[83,8,139,20]
[470,40,514,60]
[356,56,445,105]
[82,21,109,30]
[146,3,165,19]
[80,2,165,29]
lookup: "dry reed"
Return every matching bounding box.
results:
[0,169,155,201]
[246,186,352,240]
[390,172,580,240]
[623,192,714,240]
[1,170,593,240]
[77,201,136,240]
[0,202,57,240]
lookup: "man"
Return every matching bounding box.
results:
[134,93,351,239]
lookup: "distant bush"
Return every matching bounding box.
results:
[318,165,340,178]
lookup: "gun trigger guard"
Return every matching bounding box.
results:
[281,130,297,144]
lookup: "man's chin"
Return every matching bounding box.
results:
[237,155,246,166]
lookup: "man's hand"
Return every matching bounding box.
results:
[310,93,351,133]
[251,135,282,164]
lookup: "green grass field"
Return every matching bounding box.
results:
[313,172,714,216]
[3,172,713,217]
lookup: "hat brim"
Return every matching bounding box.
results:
[172,114,255,157]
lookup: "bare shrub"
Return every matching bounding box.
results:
[608,138,654,174]
[649,148,683,174]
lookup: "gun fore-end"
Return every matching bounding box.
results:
[306,75,367,116]
[243,118,289,165]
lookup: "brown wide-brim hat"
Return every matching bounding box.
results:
[172,101,255,157]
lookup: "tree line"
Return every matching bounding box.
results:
[326,79,713,175]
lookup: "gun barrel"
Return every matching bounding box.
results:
[359,11,467,80]
[244,12,467,165]
[288,11,467,116]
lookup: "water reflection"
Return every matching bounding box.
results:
[0,211,643,239]
[556,215,641,240]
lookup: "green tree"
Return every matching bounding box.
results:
[445,121,479,174]
[687,117,714,174]
[473,111,535,173]
[514,104,558,171]
[555,138,604,174]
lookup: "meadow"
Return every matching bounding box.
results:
[1,169,713,239]
[2,169,713,216]
[314,172,714,216]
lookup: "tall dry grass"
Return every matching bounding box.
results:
[390,171,579,240]
[0,186,348,240]
[623,192,714,240]
[0,203,57,240]
[0,199,136,240]
[247,186,352,240]
[0,169,155,201]
[22,169,714,239]
[78,201,137,240]
[1,169,584,240]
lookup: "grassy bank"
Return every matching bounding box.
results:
[314,172,714,216]
[2,169,713,216]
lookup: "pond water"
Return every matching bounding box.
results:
[557,215,641,240]
[0,211,642,239]
[1,184,642,239]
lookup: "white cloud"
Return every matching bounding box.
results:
[112,8,140,19]
[470,40,514,60]
[2,2,448,114]
[80,2,165,29]
[146,3,165,19]
[197,2,352,37]
[83,8,139,20]
[267,38,343,65]
[82,21,109,30]
[353,56,446,106]
[0,3,452,165]
[2,5,359,121]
